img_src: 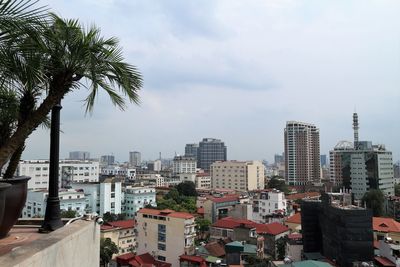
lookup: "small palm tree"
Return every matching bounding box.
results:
[0,13,142,166]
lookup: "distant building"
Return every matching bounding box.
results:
[22,189,86,218]
[69,151,90,160]
[18,160,99,190]
[123,186,156,218]
[274,153,284,165]
[136,209,196,267]
[195,173,211,189]
[129,151,141,167]
[320,154,327,168]
[198,138,227,171]
[172,156,196,174]
[147,159,162,172]
[284,121,320,186]
[211,160,265,191]
[101,166,136,180]
[100,155,115,166]
[184,143,199,161]
[301,192,373,267]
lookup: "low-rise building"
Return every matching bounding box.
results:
[197,194,241,223]
[375,238,400,267]
[136,209,196,267]
[123,186,156,218]
[173,156,196,174]
[22,189,86,218]
[373,217,400,243]
[252,189,287,223]
[285,212,301,232]
[100,220,136,256]
[285,233,303,262]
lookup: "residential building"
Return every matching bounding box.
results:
[173,156,196,174]
[100,154,115,166]
[372,217,400,243]
[129,151,141,167]
[197,194,241,223]
[124,186,156,218]
[18,160,99,190]
[301,192,373,267]
[70,177,122,216]
[195,173,211,189]
[386,196,400,222]
[148,160,162,172]
[286,233,303,262]
[185,143,199,161]
[252,189,287,223]
[100,220,136,256]
[136,209,196,267]
[375,239,400,267]
[284,121,320,186]
[69,151,90,160]
[22,189,86,218]
[211,160,265,191]
[101,165,136,180]
[285,212,302,232]
[198,138,227,171]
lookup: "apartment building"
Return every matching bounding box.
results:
[136,208,196,267]
[123,186,156,218]
[22,189,86,218]
[18,160,99,190]
[101,220,136,255]
[284,121,320,186]
[172,156,196,174]
[210,160,265,191]
[253,189,287,223]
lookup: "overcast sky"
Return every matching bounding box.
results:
[22,0,400,163]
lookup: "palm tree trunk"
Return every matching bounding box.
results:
[3,143,24,179]
[0,74,71,167]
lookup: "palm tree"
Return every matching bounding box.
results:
[100,237,119,267]
[0,14,142,167]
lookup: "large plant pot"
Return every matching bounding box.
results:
[0,182,11,236]
[0,176,30,238]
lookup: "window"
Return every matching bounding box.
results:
[158,232,166,242]
[158,224,166,233]
[158,243,166,251]
[157,256,166,262]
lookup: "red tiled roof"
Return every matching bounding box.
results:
[107,220,136,229]
[212,217,289,235]
[288,233,302,239]
[179,255,206,263]
[197,207,205,214]
[206,194,240,203]
[375,256,396,267]
[129,253,172,267]
[286,213,301,224]
[285,192,320,201]
[373,217,400,233]
[138,208,194,219]
[116,253,135,265]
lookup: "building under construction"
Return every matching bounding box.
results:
[301,191,373,267]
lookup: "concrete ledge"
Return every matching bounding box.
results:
[0,220,100,267]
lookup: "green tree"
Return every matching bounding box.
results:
[268,176,289,194]
[362,189,385,216]
[176,181,197,197]
[60,209,78,218]
[100,237,118,267]
[276,236,287,260]
[165,187,180,202]
[0,13,142,167]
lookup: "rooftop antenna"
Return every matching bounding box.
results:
[353,111,359,149]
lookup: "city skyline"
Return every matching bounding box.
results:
[21,0,400,163]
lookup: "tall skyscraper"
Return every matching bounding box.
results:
[284,121,320,186]
[69,151,90,160]
[197,138,227,172]
[129,151,141,167]
[185,143,199,160]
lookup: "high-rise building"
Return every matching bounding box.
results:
[210,160,265,191]
[100,155,115,166]
[284,121,320,186]
[198,138,227,171]
[320,154,327,168]
[129,151,141,167]
[184,144,199,161]
[69,151,90,160]
[329,113,394,199]
[274,153,284,165]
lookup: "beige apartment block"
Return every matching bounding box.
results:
[136,209,196,267]
[210,160,265,191]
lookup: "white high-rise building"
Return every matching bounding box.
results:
[18,160,99,190]
[284,121,320,186]
[210,160,265,191]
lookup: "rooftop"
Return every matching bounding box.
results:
[100,219,136,231]
[286,192,320,201]
[138,208,194,219]
[286,212,301,224]
[212,217,289,235]
[373,217,400,233]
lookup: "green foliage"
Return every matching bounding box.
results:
[102,212,126,222]
[267,176,290,194]
[243,255,269,266]
[176,181,198,197]
[60,209,78,218]
[100,238,118,267]
[395,184,400,197]
[195,217,211,232]
[276,236,288,260]
[156,196,197,213]
[362,189,385,216]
